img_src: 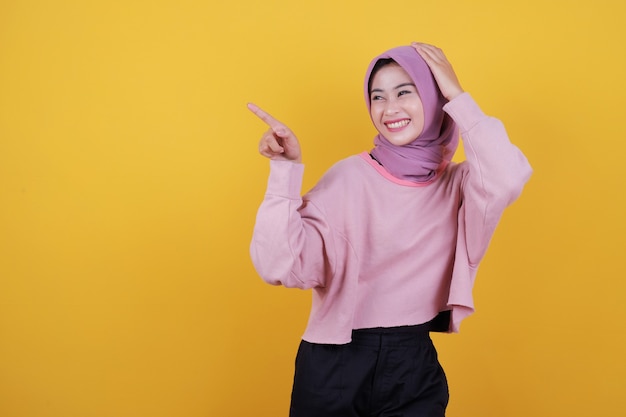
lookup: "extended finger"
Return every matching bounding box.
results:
[247,103,287,131]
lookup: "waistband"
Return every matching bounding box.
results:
[349,311,450,347]
[350,328,432,348]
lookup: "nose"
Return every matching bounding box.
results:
[384,99,400,115]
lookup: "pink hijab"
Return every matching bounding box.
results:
[365,46,459,183]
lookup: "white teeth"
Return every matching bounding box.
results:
[386,120,410,129]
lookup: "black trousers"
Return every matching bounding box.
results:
[289,327,449,417]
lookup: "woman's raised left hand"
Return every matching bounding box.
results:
[411,42,464,101]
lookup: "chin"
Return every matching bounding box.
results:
[387,137,415,147]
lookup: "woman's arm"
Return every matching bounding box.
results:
[247,104,334,289]
[444,93,532,265]
[414,42,532,265]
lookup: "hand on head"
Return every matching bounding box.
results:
[411,42,464,101]
[247,103,302,163]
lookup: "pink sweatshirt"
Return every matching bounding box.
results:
[250,93,532,344]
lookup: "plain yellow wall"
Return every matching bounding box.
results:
[1,0,625,416]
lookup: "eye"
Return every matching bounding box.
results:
[398,89,412,97]
[371,94,384,101]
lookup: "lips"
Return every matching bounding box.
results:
[384,118,410,131]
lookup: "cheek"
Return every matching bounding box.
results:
[369,107,383,124]
[409,101,424,119]
[407,102,425,133]
[369,112,385,134]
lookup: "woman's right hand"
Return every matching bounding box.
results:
[247,103,302,163]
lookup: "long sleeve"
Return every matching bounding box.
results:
[442,93,532,332]
[444,93,533,266]
[250,160,335,289]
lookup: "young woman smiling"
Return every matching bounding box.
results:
[248,42,532,417]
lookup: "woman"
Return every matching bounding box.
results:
[248,42,532,417]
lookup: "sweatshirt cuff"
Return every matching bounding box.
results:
[266,160,305,198]
[443,92,487,132]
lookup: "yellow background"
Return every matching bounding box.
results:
[1,0,624,416]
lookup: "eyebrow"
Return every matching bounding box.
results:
[370,82,417,93]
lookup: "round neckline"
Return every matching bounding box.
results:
[358,151,445,187]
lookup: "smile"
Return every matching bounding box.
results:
[385,119,410,129]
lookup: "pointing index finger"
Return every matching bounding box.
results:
[247,103,284,130]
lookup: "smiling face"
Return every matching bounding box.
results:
[369,63,425,146]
